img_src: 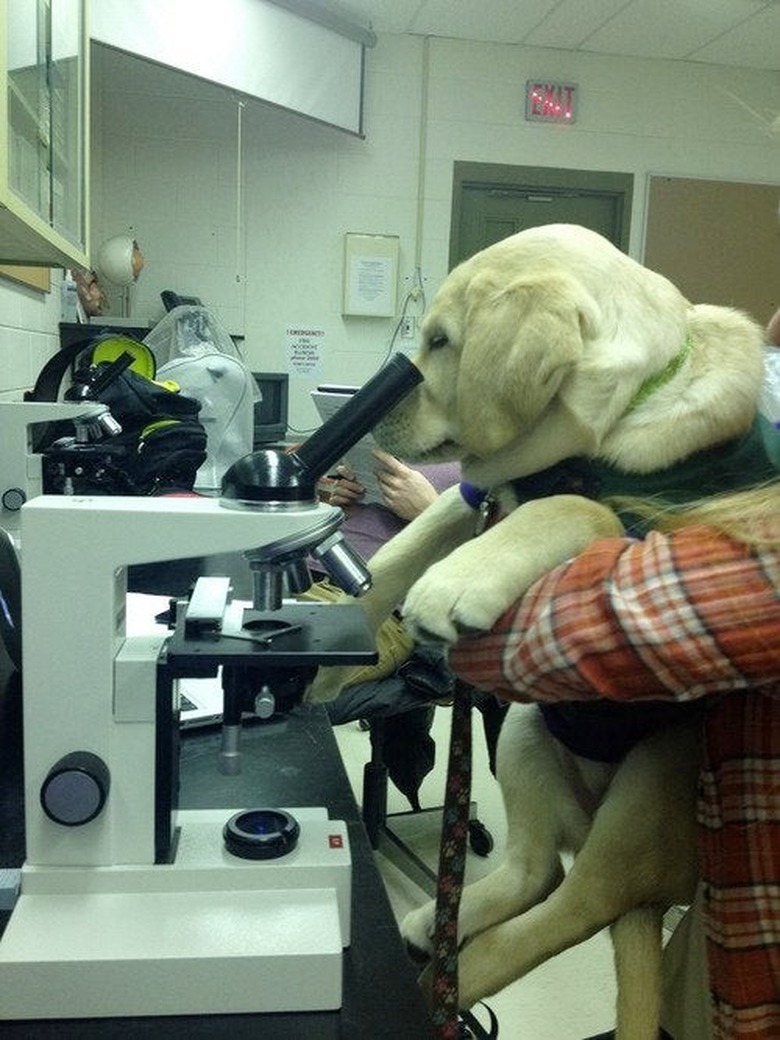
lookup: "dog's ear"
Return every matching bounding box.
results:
[457,269,598,455]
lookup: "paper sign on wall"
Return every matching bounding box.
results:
[342,233,399,317]
[287,326,325,378]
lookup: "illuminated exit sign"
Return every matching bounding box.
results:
[525,81,577,123]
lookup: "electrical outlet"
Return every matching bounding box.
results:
[400,316,415,340]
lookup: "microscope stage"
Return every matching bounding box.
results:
[166,599,379,670]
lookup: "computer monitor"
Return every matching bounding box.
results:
[252,372,289,445]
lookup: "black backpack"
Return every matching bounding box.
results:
[27,334,208,496]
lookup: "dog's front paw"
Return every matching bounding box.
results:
[402,551,515,644]
[400,902,437,959]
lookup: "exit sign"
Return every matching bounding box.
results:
[525,81,577,123]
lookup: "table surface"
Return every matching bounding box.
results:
[0,664,436,1039]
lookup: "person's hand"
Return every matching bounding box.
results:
[372,449,438,520]
[327,463,367,508]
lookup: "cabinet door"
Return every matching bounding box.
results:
[3,0,88,267]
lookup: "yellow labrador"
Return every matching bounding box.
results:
[309,224,765,1038]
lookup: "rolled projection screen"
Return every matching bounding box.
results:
[90,0,367,135]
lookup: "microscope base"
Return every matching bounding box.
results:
[0,808,350,1020]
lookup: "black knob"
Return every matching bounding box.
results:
[40,751,110,826]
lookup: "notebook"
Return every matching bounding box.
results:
[310,384,384,504]
[125,593,224,729]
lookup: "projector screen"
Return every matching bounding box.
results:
[90,0,367,135]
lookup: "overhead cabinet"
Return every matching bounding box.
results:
[1,0,89,268]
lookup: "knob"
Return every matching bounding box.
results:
[254,685,276,719]
[40,751,110,826]
[2,488,26,512]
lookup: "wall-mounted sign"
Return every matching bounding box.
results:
[525,81,577,124]
[342,233,399,317]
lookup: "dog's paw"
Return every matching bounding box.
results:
[400,903,436,959]
[402,551,516,644]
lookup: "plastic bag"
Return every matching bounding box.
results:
[143,306,259,490]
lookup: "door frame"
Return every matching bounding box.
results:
[449,161,634,269]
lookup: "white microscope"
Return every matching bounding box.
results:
[0,355,422,1021]
[0,398,121,545]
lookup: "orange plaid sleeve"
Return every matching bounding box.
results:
[448,524,780,1037]
[449,525,780,704]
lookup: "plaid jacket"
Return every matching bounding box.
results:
[449,524,780,1039]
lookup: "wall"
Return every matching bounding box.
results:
[0,275,62,401]
[2,32,779,423]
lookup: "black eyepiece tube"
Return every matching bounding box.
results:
[293,353,422,478]
[220,353,422,506]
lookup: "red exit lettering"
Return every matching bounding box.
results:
[526,81,577,123]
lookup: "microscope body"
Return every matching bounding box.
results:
[0,352,423,1020]
[0,493,375,1019]
[0,401,112,542]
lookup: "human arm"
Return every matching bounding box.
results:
[327,452,456,518]
[326,463,367,508]
[448,524,780,703]
[371,449,439,520]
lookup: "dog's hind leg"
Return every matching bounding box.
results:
[402,704,598,957]
[440,721,699,1015]
[611,906,664,1040]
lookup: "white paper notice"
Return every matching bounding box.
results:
[347,256,393,315]
[287,327,325,378]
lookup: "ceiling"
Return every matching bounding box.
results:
[320,0,780,71]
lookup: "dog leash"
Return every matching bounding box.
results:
[428,685,500,1040]
[460,1003,500,1039]
[430,681,474,1038]
[429,485,501,1039]
[428,482,507,1035]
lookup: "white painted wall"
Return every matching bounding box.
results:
[2,33,778,435]
[0,276,62,402]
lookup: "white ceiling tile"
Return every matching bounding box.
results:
[312,0,780,70]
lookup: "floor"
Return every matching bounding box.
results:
[333,706,619,1040]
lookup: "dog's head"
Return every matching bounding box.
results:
[374,224,759,484]
[377,259,597,460]
[375,225,620,477]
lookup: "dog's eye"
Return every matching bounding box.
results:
[428,332,449,350]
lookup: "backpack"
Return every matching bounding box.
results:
[28,334,208,496]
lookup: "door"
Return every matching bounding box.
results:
[450,162,633,268]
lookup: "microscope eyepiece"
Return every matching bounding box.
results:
[220,353,422,508]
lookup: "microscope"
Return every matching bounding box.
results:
[0,398,121,544]
[0,354,422,1020]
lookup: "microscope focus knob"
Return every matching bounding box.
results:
[254,685,276,719]
[1,487,26,512]
[40,751,110,826]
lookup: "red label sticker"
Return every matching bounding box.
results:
[328,834,343,849]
